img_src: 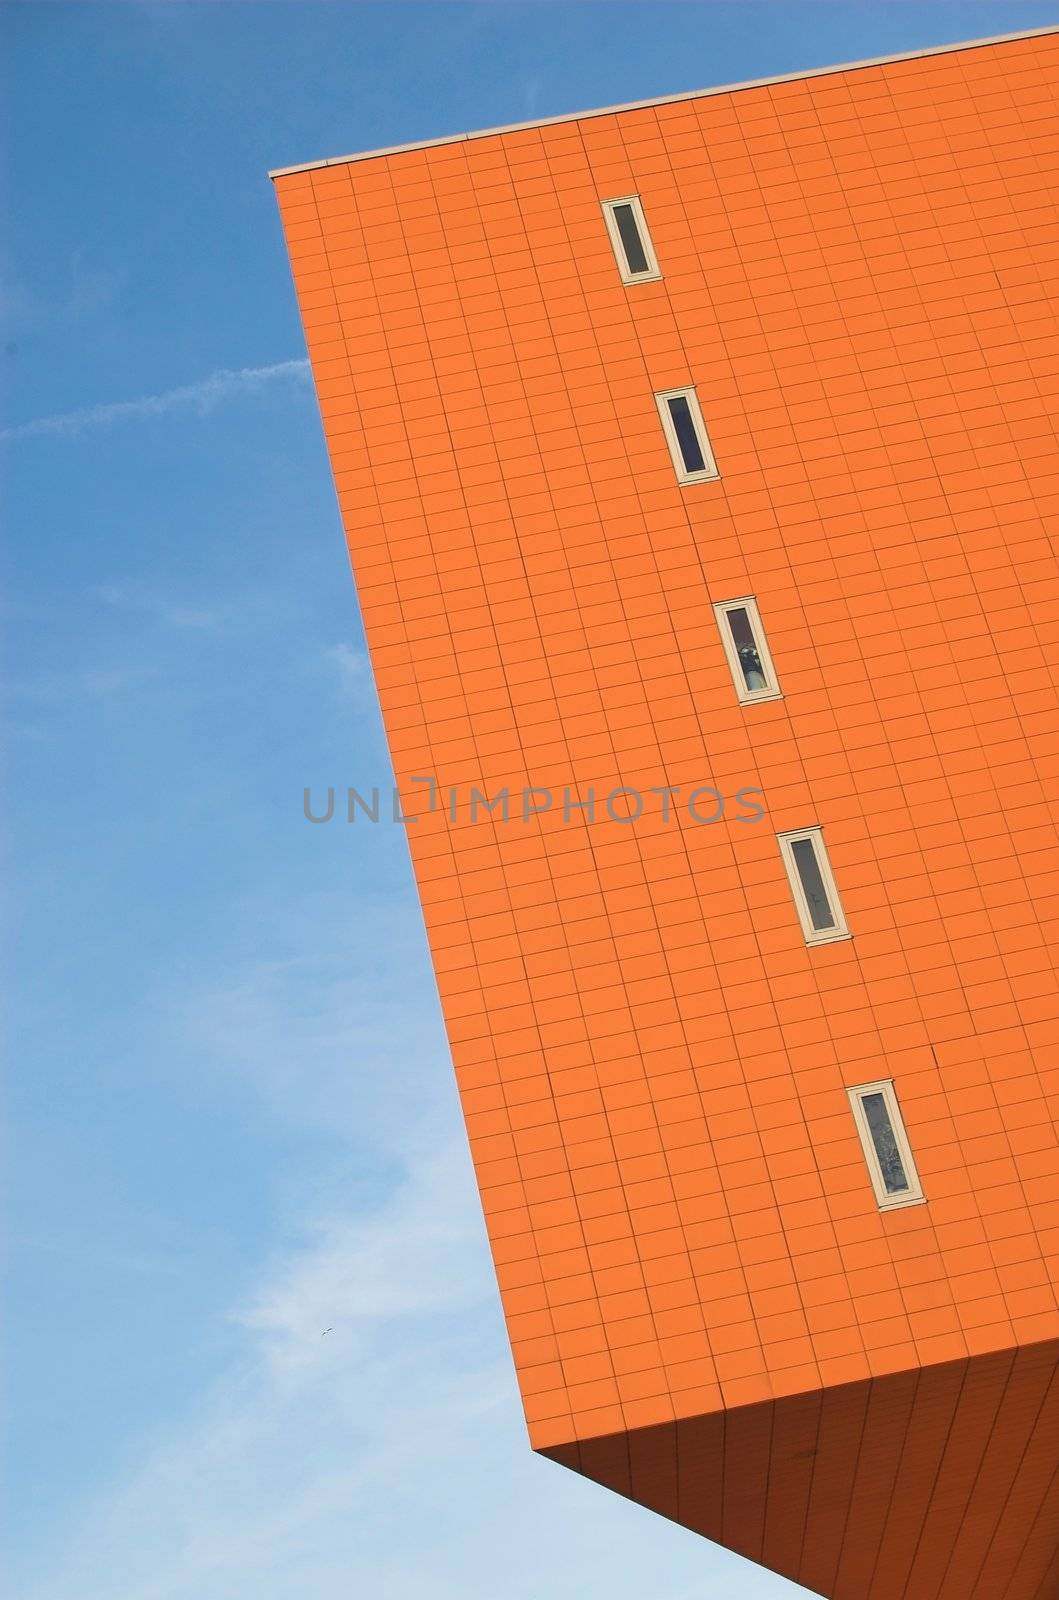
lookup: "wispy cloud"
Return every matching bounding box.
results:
[10,663,158,707]
[233,1143,491,1375]
[521,72,544,117]
[17,1140,802,1600]
[1,247,128,329]
[93,582,233,633]
[323,641,370,699]
[12,893,807,1600]
[1,359,311,442]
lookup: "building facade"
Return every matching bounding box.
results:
[273,27,1059,1598]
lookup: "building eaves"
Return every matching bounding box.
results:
[268,24,1059,180]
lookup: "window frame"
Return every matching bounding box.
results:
[654,386,720,485]
[776,825,850,945]
[847,1079,926,1211]
[601,194,662,284]
[714,596,782,705]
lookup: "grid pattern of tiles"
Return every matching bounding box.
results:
[275,28,1059,1596]
[548,1336,1059,1598]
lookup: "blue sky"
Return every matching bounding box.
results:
[6,3,1057,1596]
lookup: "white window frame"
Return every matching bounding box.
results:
[714,596,782,704]
[776,826,850,945]
[601,194,661,284]
[847,1079,926,1210]
[654,386,719,485]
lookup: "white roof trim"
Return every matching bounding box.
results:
[269,24,1059,179]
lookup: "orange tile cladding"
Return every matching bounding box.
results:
[275,28,1059,1598]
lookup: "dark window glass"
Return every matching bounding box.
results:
[790,837,835,931]
[861,1093,911,1195]
[667,395,706,474]
[613,203,650,275]
[726,607,767,692]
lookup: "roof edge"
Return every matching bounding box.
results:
[268,23,1059,180]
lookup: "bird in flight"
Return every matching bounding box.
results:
[321,1327,333,1337]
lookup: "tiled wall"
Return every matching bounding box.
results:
[276,31,1059,1462]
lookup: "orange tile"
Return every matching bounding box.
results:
[276,26,1059,1599]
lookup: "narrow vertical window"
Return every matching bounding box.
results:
[777,826,849,944]
[847,1080,925,1209]
[601,195,661,284]
[654,387,719,484]
[714,597,781,704]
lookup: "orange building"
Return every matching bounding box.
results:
[273,25,1059,1598]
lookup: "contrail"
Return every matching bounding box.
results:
[1,357,312,441]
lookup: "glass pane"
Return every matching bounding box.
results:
[861,1092,911,1195]
[790,836,835,931]
[666,395,706,474]
[726,607,767,692]
[613,203,650,275]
